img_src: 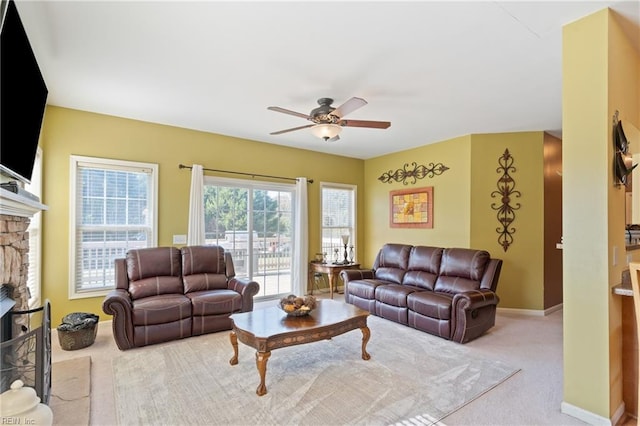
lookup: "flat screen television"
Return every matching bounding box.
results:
[0,0,48,185]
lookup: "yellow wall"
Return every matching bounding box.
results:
[40,103,555,324]
[563,8,640,419]
[363,131,548,310]
[470,132,546,310]
[363,135,472,266]
[39,106,364,321]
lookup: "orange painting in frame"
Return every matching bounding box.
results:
[389,186,433,228]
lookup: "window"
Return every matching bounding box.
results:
[203,176,295,300]
[25,147,42,308]
[69,156,158,299]
[321,183,356,263]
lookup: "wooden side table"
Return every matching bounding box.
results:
[308,262,360,299]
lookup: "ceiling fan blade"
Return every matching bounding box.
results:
[267,106,310,120]
[340,119,391,129]
[270,124,314,135]
[331,97,367,118]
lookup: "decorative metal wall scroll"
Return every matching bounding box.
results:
[378,162,449,185]
[613,110,636,186]
[491,149,521,252]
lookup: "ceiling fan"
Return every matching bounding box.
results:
[268,97,391,142]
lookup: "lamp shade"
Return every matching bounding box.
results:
[310,124,341,141]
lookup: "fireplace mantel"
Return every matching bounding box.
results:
[0,188,48,217]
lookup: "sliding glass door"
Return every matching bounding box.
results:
[203,176,294,300]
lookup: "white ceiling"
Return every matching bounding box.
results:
[14,1,640,160]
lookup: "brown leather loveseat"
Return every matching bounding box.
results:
[340,243,502,343]
[102,245,260,350]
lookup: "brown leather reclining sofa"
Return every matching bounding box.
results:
[102,245,259,350]
[340,243,502,343]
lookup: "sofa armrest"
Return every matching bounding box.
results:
[340,269,375,298]
[452,289,500,311]
[480,258,503,292]
[102,289,135,350]
[340,269,375,282]
[451,289,500,343]
[228,277,260,312]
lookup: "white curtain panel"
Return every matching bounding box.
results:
[293,177,308,295]
[187,164,205,246]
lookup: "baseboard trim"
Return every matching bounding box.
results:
[497,303,563,316]
[544,303,563,315]
[560,401,624,426]
[612,401,626,426]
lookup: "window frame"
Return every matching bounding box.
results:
[320,182,357,263]
[68,155,158,299]
[203,175,296,300]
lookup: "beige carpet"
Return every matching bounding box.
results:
[112,315,519,425]
[50,356,91,426]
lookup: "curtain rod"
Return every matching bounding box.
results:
[178,164,313,183]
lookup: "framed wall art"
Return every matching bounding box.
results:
[389,186,433,228]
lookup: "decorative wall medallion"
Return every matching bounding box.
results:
[613,110,636,186]
[491,149,521,252]
[378,162,449,185]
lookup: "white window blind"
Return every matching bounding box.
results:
[69,156,158,299]
[320,183,356,263]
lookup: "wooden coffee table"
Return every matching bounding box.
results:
[229,299,371,396]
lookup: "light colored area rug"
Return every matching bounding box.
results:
[50,356,91,426]
[112,316,519,426]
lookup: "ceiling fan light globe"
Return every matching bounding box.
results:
[311,123,341,141]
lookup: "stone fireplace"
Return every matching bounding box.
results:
[0,189,50,402]
[1,213,32,336]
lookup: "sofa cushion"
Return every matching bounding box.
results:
[375,284,417,307]
[182,245,226,275]
[376,303,409,325]
[188,290,242,316]
[132,294,192,326]
[127,247,183,299]
[183,274,229,293]
[181,246,230,293]
[374,244,411,284]
[408,311,450,339]
[127,247,182,281]
[134,318,192,347]
[129,276,185,300]
[347,279,388,300]
[407,291,453,320]
[434,248,490,294]
[403,246,443,290]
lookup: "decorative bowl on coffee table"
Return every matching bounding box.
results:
[279,294,317,317]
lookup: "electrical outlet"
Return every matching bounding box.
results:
[173,234,187,244]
